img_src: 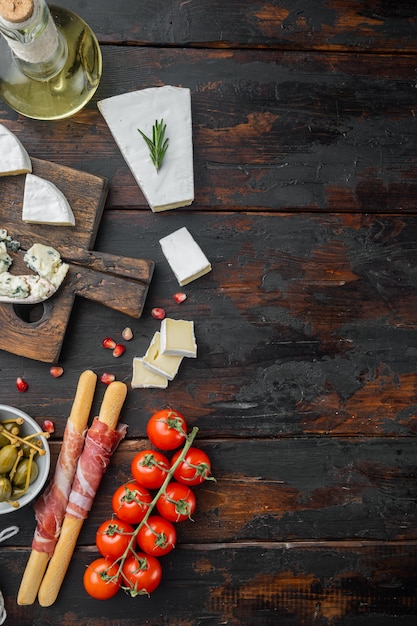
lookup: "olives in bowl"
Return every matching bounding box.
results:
[0,405,50,514]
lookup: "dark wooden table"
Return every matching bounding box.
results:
[1,1,417,624]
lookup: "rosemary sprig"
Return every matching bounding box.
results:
[137,119,169,172]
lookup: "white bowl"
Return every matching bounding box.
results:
[0,404,50,514]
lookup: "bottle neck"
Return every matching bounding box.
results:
[0,0,67,80]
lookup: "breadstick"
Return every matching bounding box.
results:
[17,369,97,606]
[38,381,128,607]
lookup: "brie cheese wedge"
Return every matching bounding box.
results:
[0,124,32,176]
[98,86,194,212]
[160,318,197,358]
[22,173,75,226]
[132,357,169,389]
[142,331,183,381]
[159,227,211,286]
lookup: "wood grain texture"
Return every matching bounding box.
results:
[3,48,417,213]
[1,1,417,623]
[57,0,417,53]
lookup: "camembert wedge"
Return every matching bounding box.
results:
[22,174,75,226]
[159,227,211,286]
[0,124,32,176]
[98,86,194,212]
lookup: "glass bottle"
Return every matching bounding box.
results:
[0,0,102,120]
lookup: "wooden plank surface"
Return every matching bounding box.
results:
[1,1,417,624]
[4,47,417,213]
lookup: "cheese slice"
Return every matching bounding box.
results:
[142,331,183,381]
[98,86,194,212]
[0,124,32,176]
[0,242,12,274]
[159,227,211,286]
[160,318,197,358]
[22,173,75,226]
[131,357,169,389]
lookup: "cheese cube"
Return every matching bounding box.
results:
[160,318,197,358]
[132,357,168,389]
[159,227,211,286]
[142,331,183,381]
[98,86,194,212]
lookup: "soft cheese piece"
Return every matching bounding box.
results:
[0,242,12,274]
[159,226,211,286]
[160,318,197,358]
[22,173,76,226]
[24,243,69,289]
[98,86,194,212]
[131,357,169,389]
[142,331,183,381]
[0,274,56,303]
[0,124,32,176]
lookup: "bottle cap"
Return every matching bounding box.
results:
[0,0,34,23]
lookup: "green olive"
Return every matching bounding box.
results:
[0,476,12,502]
[12,457,39,488]
[0,444,18,474]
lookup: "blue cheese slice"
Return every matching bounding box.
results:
[131,357,168,389]
[0,242,12,274]
[98,86,194,212]
[142,331,183,381]
[22,174,75,226]
[23,243,69,289]
[160,318,197,358]
[159,227,211,286]
[0,124,32,176]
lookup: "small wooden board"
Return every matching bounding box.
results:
[0,158,154,362]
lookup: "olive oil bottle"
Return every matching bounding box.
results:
[0,0,102,120]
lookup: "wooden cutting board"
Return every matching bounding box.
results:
[0,158,154,363]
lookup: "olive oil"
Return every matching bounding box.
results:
[0,2,102,120]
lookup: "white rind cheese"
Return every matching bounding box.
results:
[98,86,194,212]
[159,227,211,286]
[160,318,197,358]
[0,124,32,176]
[131,357,169,389]
[23,243,69,289]
[142,331,183,381]
[22,173,75,226]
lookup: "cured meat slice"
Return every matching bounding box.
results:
[66,417,127,519]
[32,420,85,556]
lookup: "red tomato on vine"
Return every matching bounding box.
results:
[83,558,121,600]
[136,515,176,556]
[96,518,135,560]
[156,481,196,522]
[121,553,162,596]
[131,449,170,489]
[146,408,187,450]
[111,481,152,524]
[171,447,214,486]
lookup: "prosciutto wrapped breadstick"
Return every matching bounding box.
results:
[17,369,97,606]
[38,380,128,607]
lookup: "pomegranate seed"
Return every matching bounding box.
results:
[100,372,116,384]
[16,377,28,392]
[151,307,166,320]
[173,292,187,304]
[113,344,126,358]
[122,327,133,341]
[43,419,55,434]
[49,366,64,378]
[102,337,117,349]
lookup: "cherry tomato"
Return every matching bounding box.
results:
[171,447,213,486]
[111,481,152,524]
[146,408,187,450]
[96,518,135,560]
[121,552,162,596]
[156,481,196,522]
[137,515,176,556]
[83,557,121,600]
[131,449,170,489]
